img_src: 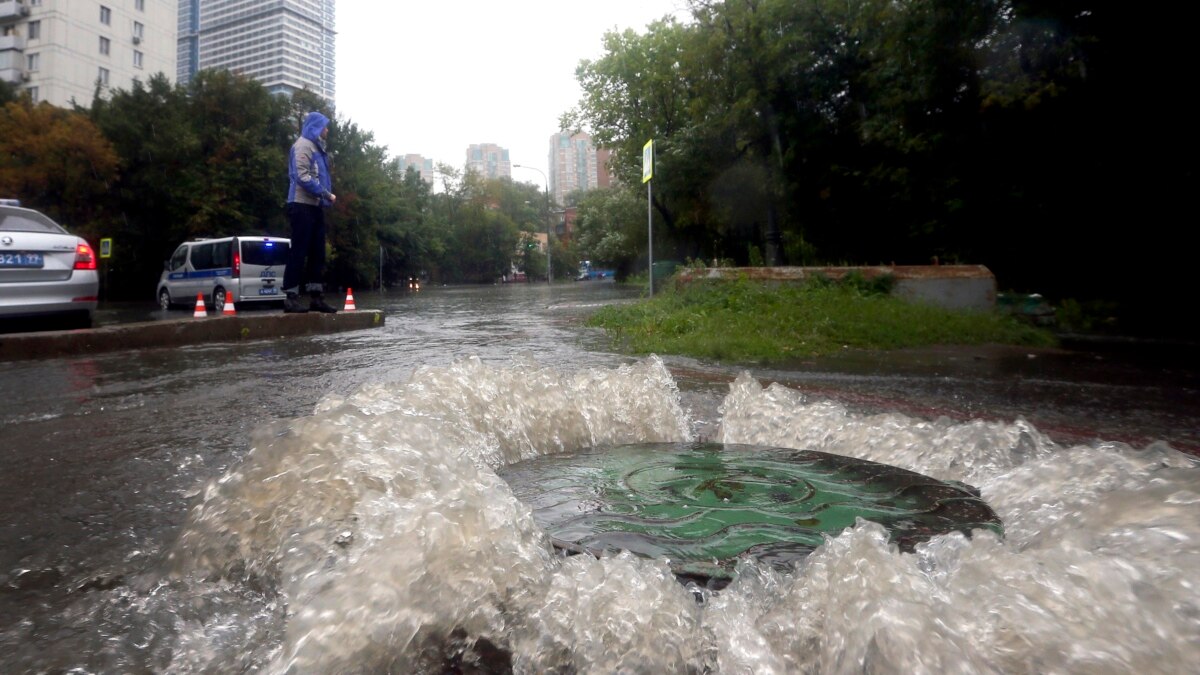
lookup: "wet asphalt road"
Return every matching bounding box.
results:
[1,283,1198,667]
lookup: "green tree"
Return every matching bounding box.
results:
[324,118,397,289]
[573,187,644,277]
[88,71,293,298]
[565,18,712,258]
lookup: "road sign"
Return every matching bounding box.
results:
[100,238,112,258]
[642,139,654,183]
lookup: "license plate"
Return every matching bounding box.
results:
[0,252,44,268]
[259,287,278,296]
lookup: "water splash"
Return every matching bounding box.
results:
[93,358,1200,672]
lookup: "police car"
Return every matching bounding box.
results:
[0,200,99,328]
[157,236,290,312]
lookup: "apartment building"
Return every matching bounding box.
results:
[2,0,176,107]
[549,131,615,207]
[399,153,435,184]
[465,143,511,181]
[177,0,334,101]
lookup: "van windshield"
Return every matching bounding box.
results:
[242,240,289,266]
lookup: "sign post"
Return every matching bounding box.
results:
[99,238,112,299]
[643,139,654,296]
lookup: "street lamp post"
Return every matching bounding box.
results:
[513,164,551,284]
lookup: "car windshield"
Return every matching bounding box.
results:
[0,209,68,234]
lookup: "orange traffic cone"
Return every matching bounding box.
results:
[193,293,207,318]
[223,294,236,316]
[344,288,357,311]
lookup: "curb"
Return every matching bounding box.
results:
[0,310,386,361]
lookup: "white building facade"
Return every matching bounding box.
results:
[3,0,176,107]
[177,0,335,101]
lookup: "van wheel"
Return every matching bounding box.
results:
[158,288,172,311]
[213,287,227,313]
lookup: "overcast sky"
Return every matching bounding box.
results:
[336,1,689,185]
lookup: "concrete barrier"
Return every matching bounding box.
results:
[673,265,996,312]
[0,310,386,362]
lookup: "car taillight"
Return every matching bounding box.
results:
[233,249,241,278]
[74,242,97,270]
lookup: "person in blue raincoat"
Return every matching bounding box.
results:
[283,111,338,313]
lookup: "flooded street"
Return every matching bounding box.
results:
[1,282,1198,673]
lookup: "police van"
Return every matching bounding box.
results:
[157,236,290,312]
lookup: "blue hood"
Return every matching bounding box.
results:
[301,112,330,145]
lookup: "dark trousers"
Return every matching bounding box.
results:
[284,202,326,294]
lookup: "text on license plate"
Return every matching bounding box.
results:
[259,287,278,296]
[0,252,44,268]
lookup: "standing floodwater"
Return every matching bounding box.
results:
[1,283,1197,673]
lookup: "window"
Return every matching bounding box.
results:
[168,246,187,271]
[99,37,110,55]
[28,87,38,104]
[133,21,144,41]
[98,67,109,86]
[133,50,143,69]
[135,0,144,10]
[26,53,39,71]
[100,6,111,25]
[27,21,40,40]
[242,241,290,267]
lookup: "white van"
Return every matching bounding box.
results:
[157,236,290,312]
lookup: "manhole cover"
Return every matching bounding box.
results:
[499,442,1002,585]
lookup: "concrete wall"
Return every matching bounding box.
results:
[673,265,997,313]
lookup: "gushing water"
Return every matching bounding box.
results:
[33,357,1200,672]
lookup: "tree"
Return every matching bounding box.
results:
[573,188,645,277]
[87,71,292,297]
[565,19,712,258]
[324,118,398,289]
[0,99,118,237]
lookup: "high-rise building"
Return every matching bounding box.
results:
[3,0,176,108]
[400,153,435,184]
[465,143,510,180]
[177,0,335,101]
[549,131,610,207]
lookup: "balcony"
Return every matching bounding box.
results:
[0,33,25,51]
[0,1,30,23]
[0,68,24,85]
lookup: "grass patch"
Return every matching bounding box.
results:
[587,276,1057,363]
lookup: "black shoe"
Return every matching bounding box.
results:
[309,294,338,314]
[284,293,309,313]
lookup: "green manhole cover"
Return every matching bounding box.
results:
[499,442,1002,585]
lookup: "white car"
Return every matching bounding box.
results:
[0,201,99,329]
[157,236,290,312]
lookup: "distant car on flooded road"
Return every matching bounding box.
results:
[0,201,99,329]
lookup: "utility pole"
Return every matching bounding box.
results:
[513,164,551,284]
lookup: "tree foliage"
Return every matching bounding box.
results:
[3,70,539,297]
[568,0,1179,332]
[0,100,119,234]
[7,2,1183,333]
